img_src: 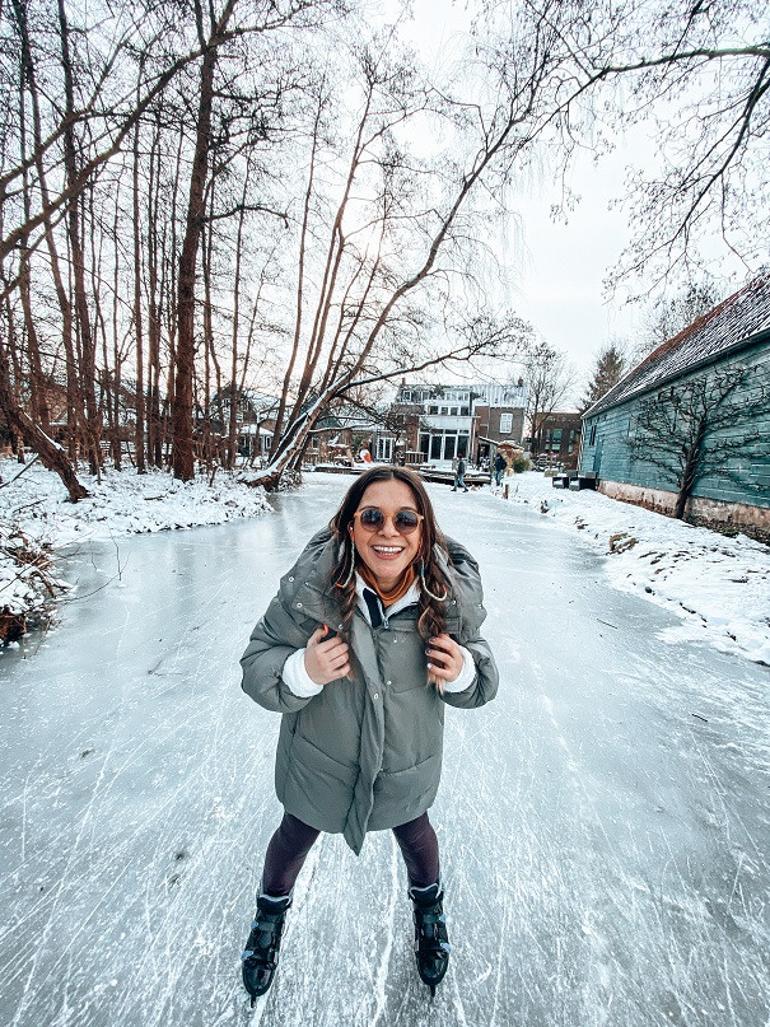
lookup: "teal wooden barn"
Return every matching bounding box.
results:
[580,276,770,542]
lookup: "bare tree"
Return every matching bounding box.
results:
[10,0,765,501]
[628,279,723,366]
[247,17,575,488]
[525,340,573,456]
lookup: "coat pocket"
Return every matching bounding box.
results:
[369,751,443,830]
[281,732,359,833]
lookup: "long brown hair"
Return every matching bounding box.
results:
[328,467,450,643]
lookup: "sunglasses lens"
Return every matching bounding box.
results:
[356,508,421,534]
[395,511,420,533]
[360,508,384,530]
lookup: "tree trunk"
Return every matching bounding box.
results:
[270,91,323,458]
[675,421,706,520]
[132,116,146,473]
[227,172,249,469]
[173,2,237,479]
[13,0,77,454]
[147,112,163,468]
[110,186,122,469]
[0,331,88,500]
[201,216,214,471]
[58,0,100,474]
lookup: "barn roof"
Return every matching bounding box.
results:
[585,274,770,418]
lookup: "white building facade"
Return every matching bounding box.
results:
[395,381,528,469]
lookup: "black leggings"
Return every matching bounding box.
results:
[260,811,440,896]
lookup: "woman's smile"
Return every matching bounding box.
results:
[370,544,405,559]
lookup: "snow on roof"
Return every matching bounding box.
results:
[239,424,274,436]
[585,274,770,418]
[397,382,528,408]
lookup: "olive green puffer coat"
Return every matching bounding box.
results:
[240,528,499,855]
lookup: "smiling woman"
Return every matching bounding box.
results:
[349,494,424,591]
[238,466,499,1002]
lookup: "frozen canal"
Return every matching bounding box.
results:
[1,473,768,1027]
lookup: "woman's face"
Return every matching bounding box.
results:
[349,479,423,589]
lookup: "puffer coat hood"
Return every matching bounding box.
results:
[240,528,498,855]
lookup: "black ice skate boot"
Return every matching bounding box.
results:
[240,890,292,1004]
[408,880,452,997]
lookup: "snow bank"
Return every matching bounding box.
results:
[495,472,770,667]
[0,458,271,641]
[0,522,68,636]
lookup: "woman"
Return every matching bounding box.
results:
[239,467,498,1002]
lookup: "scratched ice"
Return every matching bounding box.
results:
[0,474,768,1026]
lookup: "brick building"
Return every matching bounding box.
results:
[388,381,528,469]
[532,411,582,469]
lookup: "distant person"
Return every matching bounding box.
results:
[238,467,498,1002]
[451,455,468,492]
[494,451,506,487]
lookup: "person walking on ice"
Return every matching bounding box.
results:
[493,450,507,489]
[451,454,469,492]
[238,467,499,1002]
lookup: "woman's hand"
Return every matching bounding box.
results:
[426,633,463,684]
[304,625,352,685]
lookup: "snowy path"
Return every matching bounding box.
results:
[0,473,768,1027]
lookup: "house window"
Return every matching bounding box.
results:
[499,412,513,434]
[589,423,597,446]
[430,435,442,460]
[376,437,394,461]
[428,405,439,414]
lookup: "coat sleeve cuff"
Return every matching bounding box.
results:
[442,645,477,693]
[281,648,324,698]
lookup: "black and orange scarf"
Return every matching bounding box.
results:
[358,563,417,608]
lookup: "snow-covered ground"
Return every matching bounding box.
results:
[0,457,271,632]
[495,472,770,667]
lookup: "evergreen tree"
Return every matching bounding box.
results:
[580,344,626,412]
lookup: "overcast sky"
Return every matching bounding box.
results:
[379,0,750,406]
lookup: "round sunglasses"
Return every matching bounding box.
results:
[352,506,424,535]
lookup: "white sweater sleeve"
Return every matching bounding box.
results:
[281,648,325,698]
[442,645,477,693]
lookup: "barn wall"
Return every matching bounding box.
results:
[579,338,770,535]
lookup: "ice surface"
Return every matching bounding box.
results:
[0,456,271,625]
[0,473,768,1026]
